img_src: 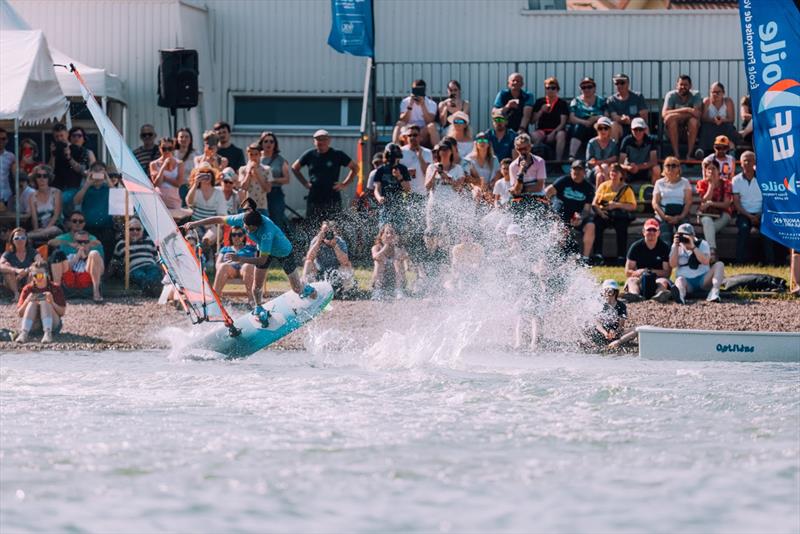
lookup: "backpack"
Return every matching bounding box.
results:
[722,273,788,292]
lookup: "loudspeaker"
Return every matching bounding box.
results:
[158,49,199,109]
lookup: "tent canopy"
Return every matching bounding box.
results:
[0,29,69,124]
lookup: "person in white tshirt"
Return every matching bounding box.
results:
[669,223,725,303]
[493,158,513,208]
[398,125,432,196]
[731,150,774,265]
[394,80,439,147]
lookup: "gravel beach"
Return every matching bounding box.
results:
[2,294,798,353]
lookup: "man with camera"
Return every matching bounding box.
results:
[394,80,439,148]
[49,225,105,302]
[373,143,412,228]
[303,221,354,298]
[669,223,725,304]
[508,134,547,211]
[73,162,116,260]
[624,218,672,302]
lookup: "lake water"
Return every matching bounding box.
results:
[1,344,798,533]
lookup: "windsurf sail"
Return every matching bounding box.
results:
[71,65,235,329]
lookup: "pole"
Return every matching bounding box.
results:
[124,189,130,290]
[14,118,19,227]
[100,97,108,163]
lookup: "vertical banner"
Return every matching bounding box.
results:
[739,0,800,251]
[327,0,374,58]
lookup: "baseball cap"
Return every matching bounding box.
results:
[677,223,695,236]
[220,167,236,182]
[602,279,620,291]
[631,117,648,130]
[571,159,586,169]
[643,218,660,231]
[596,116,613,128]
[714,135,731,147]
[313,129,330,139]
[613,73,630,81]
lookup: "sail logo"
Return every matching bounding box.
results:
[760,173,799,196]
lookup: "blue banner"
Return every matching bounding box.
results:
[739,0,800,251]
[327,0,374,58]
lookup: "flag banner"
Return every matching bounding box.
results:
[327,0,374,58]
[739,0,800,251]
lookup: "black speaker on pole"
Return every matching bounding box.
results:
[157,49,199,109]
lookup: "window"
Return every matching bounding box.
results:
[235,96,343,127]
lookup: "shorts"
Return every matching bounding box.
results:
[684,273,707,294]
[62,270,92,289]
[257,250,298,275]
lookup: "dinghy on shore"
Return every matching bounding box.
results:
[637,326,800,362]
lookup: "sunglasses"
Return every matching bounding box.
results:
[665,163,680,168]
[231,232,245,237]
[161,146,174,150]
[581,85,595,90]
[261,138,275,144]
[545,86,558,90]
[453,119,467,125]
[34,273,46,280]
[714,145,728,149]
[632,127,645,132]
[35,173,49,179]
[614,80,628,85]
[129,227,143,231]
[492,117,507,122]
[140,132,155,138]
[70,132,84,138]
[71,218,85,224]
[406,133,419,138]
[75,240,89,245]
[13,235,27,241]
[475,138,489,144]
[596,126,610,131]
[645,228,659,233]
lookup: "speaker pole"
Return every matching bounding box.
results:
[170,107,177,138]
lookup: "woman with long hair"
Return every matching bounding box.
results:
[259,131,291,232]
[1,227,42,300]
[425,142,466,245]
[149,137,184,209]
[186,163,227,251]
[14,262,66,344]
[176,128,197,205]
[465,132,501,192]
[27,164,63,242]
[438,79,470,129]
[698,81,738,156]
[371,223,409,300]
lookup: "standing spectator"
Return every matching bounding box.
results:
[371,223,409,300]
[259,131,291,232]
[567,77,606,162]
[14,263,66,344]
[531,77,569,160]
[239,143,272,215]
[0,127,16,208]
[303,220,354,298]
[61,126,96,210]
[50,227,105,302]
[425,142,466,244]
[48,123,70,193]
[218,168,242,215]
[1,228,41,301]
[465,132,501,190]
[619,117,660,183]
[437,80,470,129]
[698,82,738,156]
[509,134,547,205]
[133,124,159,174]
[18,138,40,176]
[395,79,439,147]
[27,164,63,242]
[149,137,184,209]
[292,130,359,226]
[545,160,596,262]
[486,109,517,162]
[662,75,702,160]
[445,111,474,158]
[214,121,245,171]
[194,130,229,171]
[624,219,672,301]
[605,73,649,142]
[73,162,115,260]
[738,95,753,148]
[187,164,228,252]
[399,125,432,196]
[373,143,412,230]
[696,158,732,262]
[591,163,637,263]
[212,226,257,300]
[175,128,198,185]
[670,223,725,303]
[652,156,693,244]
[493,72,534,134]
[732,151,774,265]
[585,116,618,187]
[111,217,162,296]
[703,136,736,181]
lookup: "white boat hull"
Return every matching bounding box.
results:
[637,326,800,362]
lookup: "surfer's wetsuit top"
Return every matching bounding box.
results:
[225,213,297,274]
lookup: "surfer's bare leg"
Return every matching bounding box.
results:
[241,264,256,306]
[608,329,637,350]
[253,266,268,307]
[530,316,543,351]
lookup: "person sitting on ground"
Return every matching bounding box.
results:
[239,143,272,215]
[395,79,439,147]
[732,151,774,265]
[545,160,596,263]
[493,72,535,134]
[437,79,470,131]
[652,156,693,244]
[605,73,649,143]
[149,137,184,209]
[1,228,42,301]
[371,223,409,300]
[624,219,672,302]
[703,135,736,181]
[303,220,354,298]
[14,262,66,344]
[591,163,637,264]
[212,225,257,302]
[187,163,228,254]
[110,218,162,297]
[194,130,229,171]
[493,158,514,208]
[486,109,518,162]
[531,76,569,161]
[670,223,725,303]
[567,77,606,161]
[696,158,733,263]
[619,117,660,183]
[73,162,115,260]
[183,198,316,326]
[27,164,63,242]
[586,116,618,187]
[586,279,629,350]
[49,217,105,302]
[698,82,738,157]
[214,121,245,171]
[662,74,703,160]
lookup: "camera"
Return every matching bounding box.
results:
[34,293,45,301]
[449,92,457,100]
[324,230,335,241]
[411,86,426,98]
[436,163,444,172]
[678,235,690,244]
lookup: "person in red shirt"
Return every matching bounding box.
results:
[15,263,67,344]
[696,158,733,261]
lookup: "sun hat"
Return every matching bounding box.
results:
[313,129,330,138]
[220,167,236,182]
[602,279,620,291]
[714,135,731,147]
[677,223,695,236]
[448,111,470,125]
[596,116,613,128]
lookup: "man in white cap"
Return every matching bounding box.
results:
[589,279,629,348]
[669,222,725,303]
[292,129,359,226]
[619,117,660,183]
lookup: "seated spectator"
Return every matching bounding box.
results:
[14,262,66,344]
[437,80,470,130]
[149,137,184,209]
[605,73,649,142]
[111,218,162,296]
[19,137,40,176]
[394,79,439,147]
[74,162,116,260]
[703,136,736,181]
[486,109,517,161]
[586,280,629,349]
[624,219,672,302]
[567,77,606,161]
[1,227,42,301]
[738,95,753,148]
[531,77,569,160]
[373,143,412,230]
[696,158,733,262]
[698,82,738,156]
[732,151,774,265]
[27,164,63,242]
[303,221,354,298]
[652,156,693,244]
[670,223,725,303]
[187,164,228,252]
[493,73,534,134]
[107,171,122,188]
[218,167,242,215]
[545,160,596,262]
[446,111,474,158]
[591,163,637,263]
[7,174,35,215]
[371,223,409,300]
[212,226,257,301]
[399,125,432,196]
[585,116,618,186]
[509,134,547,210]
[214,121,245,171]
[465,132,501,192]
[239,143,272,215]
[49,217,105,302]
[194,130,229,171]
[619,117,660,183]
[493,158,514,208]
[662,74,702,160]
